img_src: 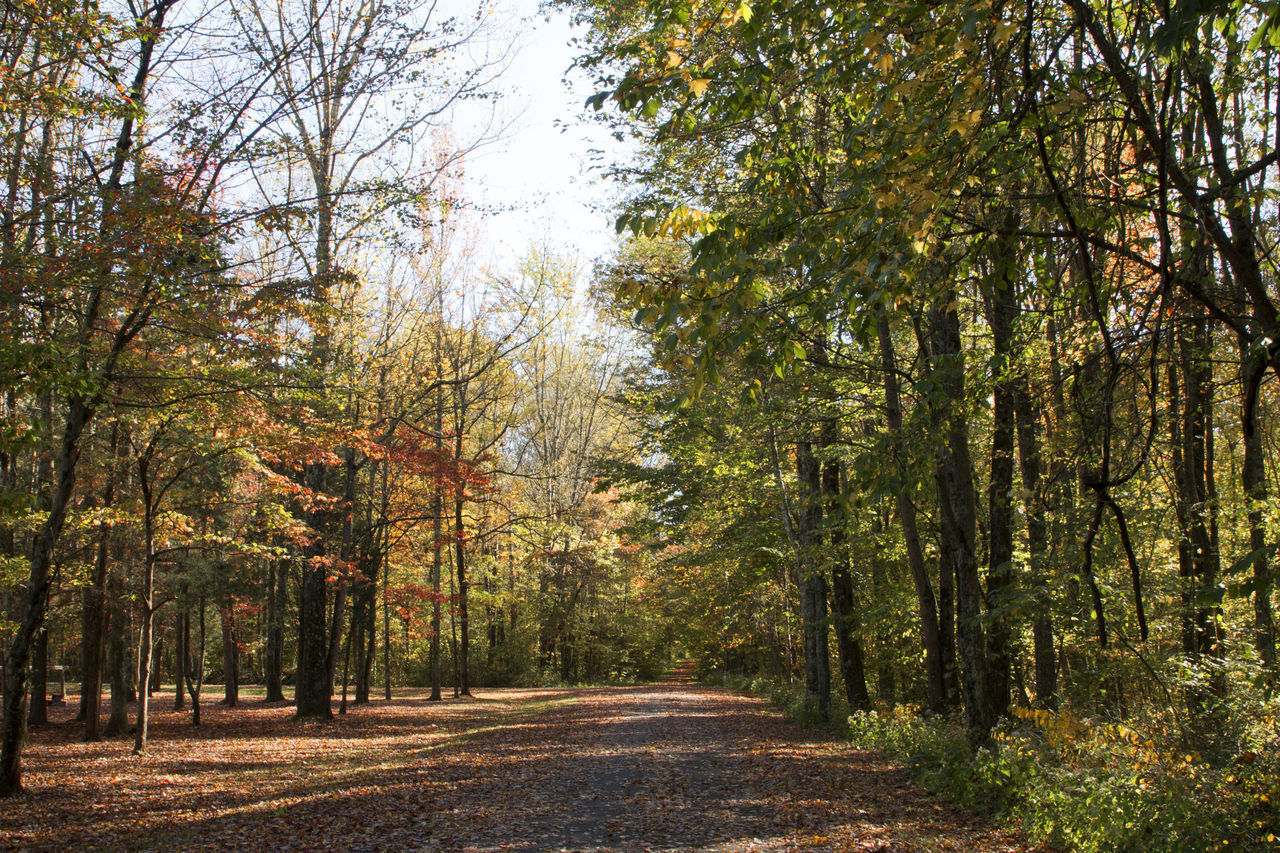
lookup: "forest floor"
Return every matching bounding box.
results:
[1,679,1033,852]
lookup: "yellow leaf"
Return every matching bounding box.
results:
[993,20,1018,45]
[689,78,710,96]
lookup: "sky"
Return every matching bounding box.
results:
[450,0,630,275]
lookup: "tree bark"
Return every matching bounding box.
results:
[29,631,47,727]
[876,314,949,713]
[1013,384,1056,707]
[104,577,129,737]
[980,238,1019,719]
[185,596,206,727]
[220,598,239,707]
[264,559,286,702]
[296,532,331,718]
[928,301,993,744]
[1177,309,1225,720]
[133,479,160,754]
[173,610,186,712]
[795,437,831,720]
[1240,334,1275,671]
[823,439,869,712]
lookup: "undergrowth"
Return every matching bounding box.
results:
[707,670,1280,853]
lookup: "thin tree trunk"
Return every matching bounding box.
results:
[105,576,129,737]
[876,314,948,713]
[981,237,1019,719]
[264,559,285,702]
[29,631,47,726]
[173,610,186,711]
[383,540,391,701]
[1240,333,1275,670]
[795,437,831,720]
[1014,384,1056,707]
[823,438,869,712]
[220,598,239,707]
[455,491,471,698]
[133,488,159,755]
[928,301,992,744]
[186,595,205,727]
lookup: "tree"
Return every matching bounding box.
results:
[234,0,507,718]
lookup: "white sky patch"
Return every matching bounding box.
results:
[447,0,628,274]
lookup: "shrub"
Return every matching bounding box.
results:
[846,702,1280,853]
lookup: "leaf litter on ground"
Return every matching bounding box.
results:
[1,685,1035,852]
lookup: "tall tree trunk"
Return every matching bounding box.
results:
[795,437,831,720]
[876,314,948,712]
[264,559,285,702]
[1240,333,1275,671]
[351,574,369,705]
[928,300,993,744]
[823,435,869,712]
[79,590,93,723]
[1178,309,1225,719]
[324,452,357,695]
[429,480,445,701]
[359,564,377,703]
[219,598,239,707]
[454,435,472,697]
[133,491,159,755]
[383,539,392,701]
[29,631,47,726]
[105,577,129,737]
[981,235,1019,720]
[185,596,206,727]
[296,524,331,719]
[1014,384,1056,708]
[173,611,186,712]
[428,380,445,701]
[1,395,92,793]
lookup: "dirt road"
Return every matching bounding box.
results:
[2,684,1028,852]
[413,684,1025,853]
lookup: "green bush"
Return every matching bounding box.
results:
[846,703,1280,853]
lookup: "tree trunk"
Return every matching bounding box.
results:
[455,491,471,697]
[264,560,285,702]
[29,631,48,727]
[1240,334,1275,671]
[358,569,377,703]
[324,452,357,696]
[220,598,239,707]
[981,238,1019,719]
[0,395,93,794]
[296,530,331,718]
[876,314,948,713]
[173,611,186,711]
[383,540,392,701]
[82,518,111,739]
[351,576,369,705]
[928,301,993,744]
[133,495,159,755]
[105,578,129,737]
[1177,310,1225,721]
[1014,384,1056,707]
[795,438,831,720]
[823,443,869,712]
[186,596,206,727]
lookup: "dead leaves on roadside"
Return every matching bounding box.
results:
[2,687,1033,853]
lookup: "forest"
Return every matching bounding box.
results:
[1,0,1278,850]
